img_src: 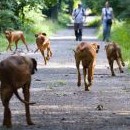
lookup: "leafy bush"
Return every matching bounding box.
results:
[58,13,71,26]
[0,10,20,32]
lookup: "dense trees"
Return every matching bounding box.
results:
[0,0,129,32]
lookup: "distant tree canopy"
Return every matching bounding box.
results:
[0,0,129,32]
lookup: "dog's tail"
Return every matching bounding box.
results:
[13,89,35,105]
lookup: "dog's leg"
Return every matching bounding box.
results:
[40,50,47,65]
[88,64,93,87]
[49,48,52,57]
[14,41,18,52]
[48,46,52,57]
[91,60,96,80]
[6,43,12,51]
[109,60,115,76]
[25,44,29,51]
[83,67,89,91]
[34,48,39,53]
[46,47,52,60]
[46,48,50,60]
[21,35,29,51]
[76,60,81,87]
[116,59,124,73]
[119,49,125,66]
[23,82,34,125]
[1,85,13,128]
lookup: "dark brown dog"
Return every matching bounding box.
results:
[74,42,100,91]
[34,33,52,65]
[4,30,29,52]
[0,56,37,128]
[105,42,125,76]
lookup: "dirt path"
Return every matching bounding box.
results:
[0,27,130,130]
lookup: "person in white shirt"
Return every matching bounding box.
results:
[72,3,86,41]
[101,1,114,42]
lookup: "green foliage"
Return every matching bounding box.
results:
[58,13,70,26]
[0,10,20,32]
[87,16,101,27]
[0,34,8,52]
[117,0,130,19]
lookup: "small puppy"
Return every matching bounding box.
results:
[34,32,52,65]
[105,42,125,76]
[0,56,37,128]
[74,42,100,91]
[4,30,29,52]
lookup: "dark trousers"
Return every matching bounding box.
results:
[102,19,112,42]
[74,23,83,41]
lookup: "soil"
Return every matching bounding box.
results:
[0,27,130,130]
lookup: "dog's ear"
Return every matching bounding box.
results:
[35,34,38,37]
[31,58,37,74]
[5,30,11,34]
[104,45,108,50]
[97,44,100,49]
[42,33,47,36]
[92,43,100,53]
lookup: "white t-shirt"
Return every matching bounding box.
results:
[72,8,86,23]
[102,7,113,20]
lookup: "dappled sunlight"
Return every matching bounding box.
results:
[31,104,91,112]
[50,35,98,40]
[117,111,130,116]
[37,62,75,69]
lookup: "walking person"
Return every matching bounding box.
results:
[72,2,86,41]
[101,1,114,42]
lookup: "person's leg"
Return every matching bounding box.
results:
[74,23,79,41]
[102,20,107,41]
[79,29,82,41]
[106,24,112,42]
[75,30,78,41]
[78,23,83,41]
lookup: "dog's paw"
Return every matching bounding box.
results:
[27,121,35,125]
[77,82,81,87]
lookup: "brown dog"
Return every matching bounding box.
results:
[74,42,100,91]
[0,56,37,128]
[105,42,125,76]
[34,32,52,65]
[4,30,29,52]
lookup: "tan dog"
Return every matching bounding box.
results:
[105,42,125,76]
[0,56,37,128]
[74,42,100,91]
[34,33,52,65]
[4,30,29,52]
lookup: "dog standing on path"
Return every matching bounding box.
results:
[74,42,100,91]
[4,30,29,52]
[34,32,52,65]
[105,42,125,76]
[0,56,37,128]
